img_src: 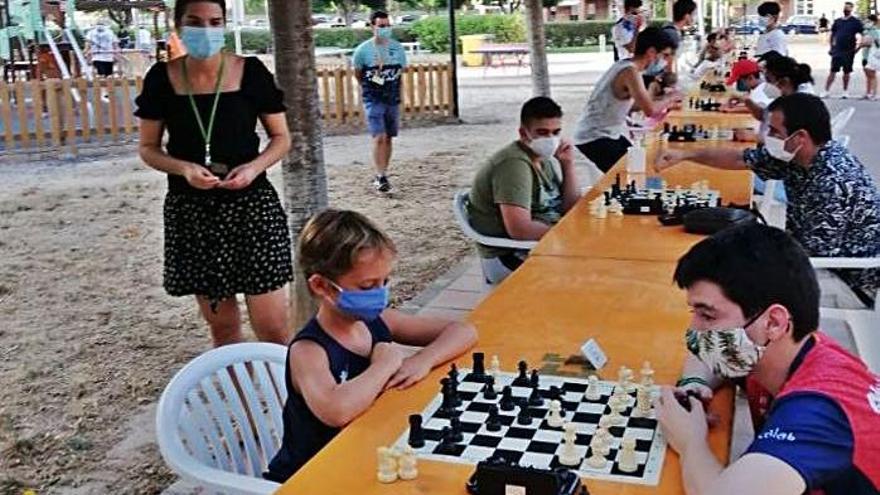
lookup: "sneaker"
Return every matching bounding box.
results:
[841,91,850,99]
[373,175,391,193]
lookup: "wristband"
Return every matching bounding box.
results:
[675,376,710,388]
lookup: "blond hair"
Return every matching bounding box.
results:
[297,209,397,280]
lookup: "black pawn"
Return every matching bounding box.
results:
[528,386,543,407]
[499,385,515,411]
[516,404,532,425]
[548,385,562,402]
[529,369,540,389]
[512,360,529,386]
[408,414,425,448]
[449,416,464,442]
[448,364,460,387]
[472,352,486,380]
[486,405,502,432]
[436,426,459,455]
[482,377,498,400]
[604,191,611,206]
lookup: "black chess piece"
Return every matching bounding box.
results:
[471,352,486,380]
[529,369,540,389]
[603,191,611,206]
[528,386,543,407]
[408,414,425,448]
[482,376,498,400]
[516,404,532,425]
[663,122,670,134]
[486,405,502,432]
[499,385,515,411]
[440,378,462,416]
[436,426,459,455]
[548,385,562,402]
[512,360,530,386]
[448,363,460,387]
[449,416,464,443]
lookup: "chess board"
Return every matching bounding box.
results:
[392,369,668,486]
[616,187,721,215]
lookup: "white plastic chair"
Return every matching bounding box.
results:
[156,343,288,495]
[811,257,880,373]
[755,179,786,228]
[838,134,851,148]
[831,106,855,138]
[452,190,538,252]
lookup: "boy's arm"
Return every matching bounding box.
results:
[383,309,477,389]
[290,340,402,427]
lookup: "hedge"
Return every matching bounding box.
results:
[219,17,671,54]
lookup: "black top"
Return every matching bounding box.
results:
[134,56,286,196]
[264,316,393,483]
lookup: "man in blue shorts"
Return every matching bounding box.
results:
[353,11,407,193]
[657,224,880,495]
[821,2,864,98]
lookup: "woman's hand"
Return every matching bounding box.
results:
[219,163,259,190]
[183,163,220,190]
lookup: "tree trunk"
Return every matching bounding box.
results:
[269,0,329,328]
[524,0,551,97]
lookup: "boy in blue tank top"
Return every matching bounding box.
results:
[265,209,477,482]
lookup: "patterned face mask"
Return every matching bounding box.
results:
[685,312,767,378]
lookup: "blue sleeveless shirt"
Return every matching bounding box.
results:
[265,316,392,482]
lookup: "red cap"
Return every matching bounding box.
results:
[726,59,761,85]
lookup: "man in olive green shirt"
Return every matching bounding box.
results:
[467,97,580,283]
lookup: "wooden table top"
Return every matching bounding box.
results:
[665,109,756,128]
[274,256,733,495]
[530,140,752,261]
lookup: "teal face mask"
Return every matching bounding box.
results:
[376,27,393,39]
[181,26,226,59]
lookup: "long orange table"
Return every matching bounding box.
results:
[275,256,733,495]
[531,139,753,261]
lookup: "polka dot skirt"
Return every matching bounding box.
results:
[162,182,293,304]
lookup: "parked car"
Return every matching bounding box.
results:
[782,15,819,34]
[732,21,763,35]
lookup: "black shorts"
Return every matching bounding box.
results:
[576,136,632,173]
[830,53,855,73]
[93,60,114,76]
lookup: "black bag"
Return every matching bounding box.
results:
[683,207,757,234]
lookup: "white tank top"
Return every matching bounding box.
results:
[574,59,636,145]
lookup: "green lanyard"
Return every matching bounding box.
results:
[182,54,226,167]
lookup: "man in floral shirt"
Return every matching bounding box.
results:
[657,93,880,304]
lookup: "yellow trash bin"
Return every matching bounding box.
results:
[460,34,493,67]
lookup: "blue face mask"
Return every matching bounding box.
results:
[376,27,393,39]
[736,78,750,92]
[647,57,667,74]
[329,280,389,321]
[181,26,226,60]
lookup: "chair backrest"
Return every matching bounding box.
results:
[831,106,855,138]
[452,190,539,251]
[156,343,288,493]
[838,134,851,148]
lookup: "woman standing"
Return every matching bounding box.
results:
[860,14,879,100]
[135,0,293,346]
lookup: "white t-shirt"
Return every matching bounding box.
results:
[755,28,787,56]
[612,17,637,59]
[87,27,119,62]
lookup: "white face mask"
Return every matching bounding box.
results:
[528,135,561,159]
[764,133,801,162]
[763,83,782,99]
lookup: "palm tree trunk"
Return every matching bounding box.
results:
[269,0,328,328]
[524,0,551,97]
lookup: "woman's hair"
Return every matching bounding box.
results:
[869,14,878,22]
[297,209,397,280]
[174,0,226,26]
[766,56,813,86]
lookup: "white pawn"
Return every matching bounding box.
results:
[489,355,501,376]
[547,399,565,428]
[607,398,626,426]
[636,385,653,417]
[585,375,601,401]
[618,437,639,473]
[377,446,398,483]
[558,423,581,467]
[398,446,418,480]
[639,361,655,388]
[595,202,608,218]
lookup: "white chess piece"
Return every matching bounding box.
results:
[558,423,581,467]
[636,385,653,417]
[606,398,626,426]
[547,400,565,428]
[639,361,655,388]
[377,446,398,483]
[594,426,612,455]
[618,437,639,473]
[585,375,601,401]
[586,439,607,469]
[595,202,608,219]
[489,355,501,376]
[398,446,418,480]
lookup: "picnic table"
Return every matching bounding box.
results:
[275,115,752,495]
[469,43,530,70]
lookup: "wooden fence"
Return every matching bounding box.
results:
[0,63,456,155]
